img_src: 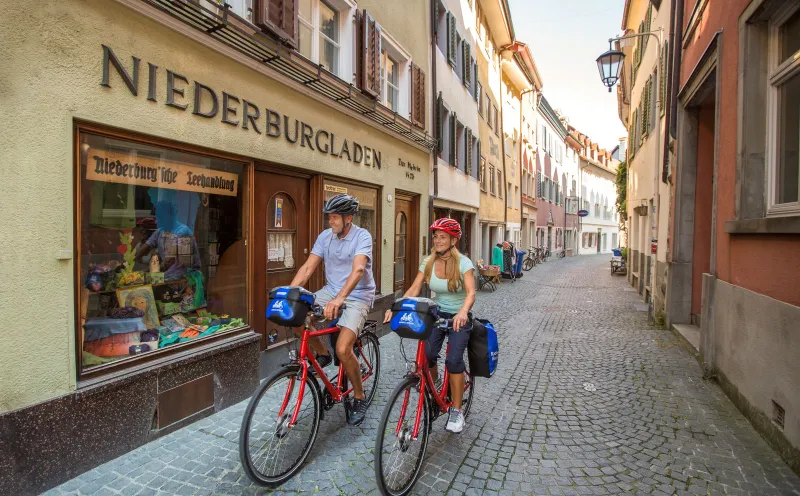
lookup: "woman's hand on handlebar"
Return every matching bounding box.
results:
[453,310,469,332]
[383,309,392,324]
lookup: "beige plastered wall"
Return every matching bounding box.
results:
[0,0,430,411]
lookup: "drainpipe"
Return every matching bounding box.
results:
[429,0,438,253]
[669,0,683,142]
[662,0,680,183]
[520,87,536,245]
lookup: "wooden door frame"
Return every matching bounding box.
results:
[252,166,312,350]
[395,191,420,294]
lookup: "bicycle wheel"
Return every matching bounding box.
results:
[356,332,381,406]
[239,366,321,487]
[375,376,430,496]
[523,258,534,271]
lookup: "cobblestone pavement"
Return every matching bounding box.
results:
[47,255,800,496]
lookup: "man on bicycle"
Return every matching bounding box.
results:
[289,194,375,426]
[384,218,476,433]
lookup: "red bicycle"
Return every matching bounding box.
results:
[374,318,474,496]
[239,303,381,487]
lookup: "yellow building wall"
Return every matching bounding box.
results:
[0,0,430,411]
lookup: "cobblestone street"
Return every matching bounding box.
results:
[48,255,800,496]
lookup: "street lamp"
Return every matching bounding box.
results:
[596,43,625,92]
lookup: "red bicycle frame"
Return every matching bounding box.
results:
[277,315,376,427]
[397,339,464,440]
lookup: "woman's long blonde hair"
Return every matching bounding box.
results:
[423,245,463,293]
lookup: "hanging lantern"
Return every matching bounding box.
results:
[596,45,626,92]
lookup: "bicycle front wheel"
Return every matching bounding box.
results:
[523,258,534,271]
[375,376,429,496]
[239,367,321,487]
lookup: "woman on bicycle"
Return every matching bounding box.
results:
[384,218,476,433]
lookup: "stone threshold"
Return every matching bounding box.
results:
[671,323,701,362]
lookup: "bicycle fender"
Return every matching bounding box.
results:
[283,364,326,421]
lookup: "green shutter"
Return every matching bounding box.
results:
[450,112,457,166]
[436,92,444,154]
[447,13,457,67]
[463,41,471,87]
[466,128,472,175]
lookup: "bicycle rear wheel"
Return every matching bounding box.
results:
[375,376,429,496]
[239,366,321,487]
[523,258,534,271]
[356,332,381,406]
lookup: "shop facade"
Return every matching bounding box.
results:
[1,0,432,493]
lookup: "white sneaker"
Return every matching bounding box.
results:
[445,407,464,433]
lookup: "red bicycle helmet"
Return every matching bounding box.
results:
[430,218,462,240]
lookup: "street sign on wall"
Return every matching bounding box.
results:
[577,209,589,217]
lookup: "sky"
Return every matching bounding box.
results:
[508,0,627,151]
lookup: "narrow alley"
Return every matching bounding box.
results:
[47,256,800,496]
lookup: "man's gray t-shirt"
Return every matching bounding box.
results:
[311,224,376,306]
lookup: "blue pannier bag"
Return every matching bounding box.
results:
[266,286,315,327]
[468,318,499,378]
[390,297,439,340]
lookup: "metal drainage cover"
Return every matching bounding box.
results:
[583,383,597,392]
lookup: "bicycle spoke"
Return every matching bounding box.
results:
[240,369,320,485]
[376,379,428,495]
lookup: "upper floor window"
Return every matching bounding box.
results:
[381,51,399,111]
[298,0,341,76]
[768,2,800,213]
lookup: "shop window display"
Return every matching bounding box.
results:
[323,179,379,284]
[78,131,247,373]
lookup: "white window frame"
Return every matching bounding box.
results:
[226,0,254,22]
[380,30,411,118]
[766,2,800,216]
[297,0,355,79]
[381,51,400,112]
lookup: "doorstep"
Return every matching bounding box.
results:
[671,323,701,361]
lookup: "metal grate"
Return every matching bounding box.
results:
[144,0,435,150]
[773,400,785,430]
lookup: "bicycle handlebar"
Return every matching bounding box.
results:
[309,303,346,320]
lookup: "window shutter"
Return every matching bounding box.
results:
[436,92,444,154]
[450,112,457,166]
[361,10,382,99]
[644,4,652,51]
[411,63,426,129]
[463,41,471,87]
[472,58,478,100]
[476,139,480,177]
[476,82,482,112]
[650,71,657,132]
[255,0,299,47]
[537,172,542,197]
[660,40,668,115]
[447,13,457,67]
[354,9,363,89]
[466,128,473,175]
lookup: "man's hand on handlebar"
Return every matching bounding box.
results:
[323,295,346,321]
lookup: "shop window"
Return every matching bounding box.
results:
[298,0,342,76]
[77,131,247,374]
[323,179,379,284]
